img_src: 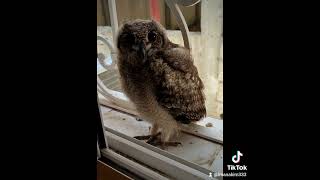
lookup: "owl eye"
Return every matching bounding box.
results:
[148,31,157,42]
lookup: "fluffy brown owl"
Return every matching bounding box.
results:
[117,19,206,146]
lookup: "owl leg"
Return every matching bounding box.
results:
[147,128,182,148]
[134,125,181,147]
[146,121,182,148]
[133,123,160,140]
[158,135,182,149]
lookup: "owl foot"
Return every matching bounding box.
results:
[149,138,182,150]
[134,132,181,148]
[134,132,161,140]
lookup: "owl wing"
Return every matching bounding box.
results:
[149,47,206,124]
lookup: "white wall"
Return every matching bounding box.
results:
[200,0,223,118]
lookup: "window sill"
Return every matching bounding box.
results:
[100,105,223,174]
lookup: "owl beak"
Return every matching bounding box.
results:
[137,41,147,62]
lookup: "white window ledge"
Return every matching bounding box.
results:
[100,105,223,176]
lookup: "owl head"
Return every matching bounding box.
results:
[117,19,168,62]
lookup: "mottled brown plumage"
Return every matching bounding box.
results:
[116,19,206,144]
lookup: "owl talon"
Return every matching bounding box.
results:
[134,132,181,148]
[157,141,182,150]
[146,132,161,143]
[148,140,182,147]
[162,141,182,146]
[147,136,182,148]
[134,132,161,141]
[134,135,152,140]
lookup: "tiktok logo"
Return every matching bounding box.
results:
[232,150,243,163]
[227,150,247,173]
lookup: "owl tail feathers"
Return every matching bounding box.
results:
[175,114,205,124]
[175,115,192,124]
[176,117,190,124]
